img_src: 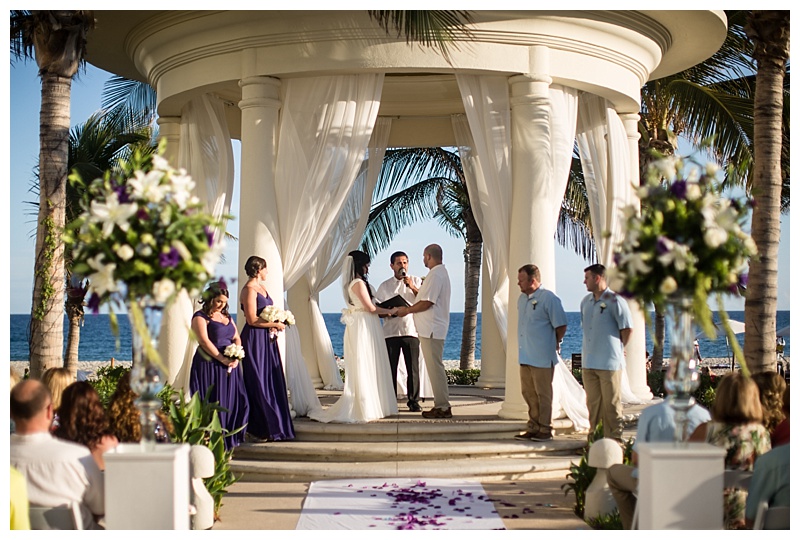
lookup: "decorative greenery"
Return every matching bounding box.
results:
[64,140,226,311]
[168,388,242,519]
[610,150,756,344]
[446,368,481,386]
[87,364,130,408]
[32,211,58,320]
[587,509,623,530]
[647,369,719,409]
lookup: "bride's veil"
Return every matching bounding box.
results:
[341,255,355,305]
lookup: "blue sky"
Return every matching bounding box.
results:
[4,61,791,315]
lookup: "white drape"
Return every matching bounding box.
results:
[575,93,632,266]
[302,117,392,390]
[169,94,235,394]
[453,75,513,349]
[273,74,385,416]
[276,74,385,290]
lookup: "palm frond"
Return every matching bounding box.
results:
[101,76,158,122]
[367,10,474,63]
[558,157,596,261]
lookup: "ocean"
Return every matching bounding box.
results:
[8,311,790,363]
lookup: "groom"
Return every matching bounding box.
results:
[375,251,423,412]
[514,264,567,442]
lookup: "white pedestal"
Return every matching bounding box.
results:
[637,442,725,530]
[104,443,191,530]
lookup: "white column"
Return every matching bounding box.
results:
[237,77,284,313]
[477,256,505,388]
[287,277,323,388]
[156,117,195,389]
[499,67,554,419]
[619,112,652,401]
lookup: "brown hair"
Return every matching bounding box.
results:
[107,371,173,443]
[518,264,541,282]
[200,281,231,318]
[584,263,606,277]
[244,255,267,278]
[711,373,764,425]
[53,381,114,451]
[752,371,787,431]
[41,367,74,410]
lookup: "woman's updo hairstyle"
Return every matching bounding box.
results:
[200,281,230,318]
[245,255,267,278]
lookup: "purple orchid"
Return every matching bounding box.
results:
[87,293,101,314]
[670,180,688,199]
[159,247,181,268]
[203,226,215,246]
[656,236,671,255]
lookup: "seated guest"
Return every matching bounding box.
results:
[10,380,105,529]
[53,381,119,471]
[41,367,74,431]
[689,373,771,529]
[608,392,711,529]
[752,371,787,439]
[107,371,172,443]
[770,385,789,447]
[10,465,31,530]
[745,443,791,529]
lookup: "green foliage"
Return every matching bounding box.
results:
[446,368,481,385]
[32,211,58,321]
[647,369,718,409]
[572,369,583,386]
[168,388,241,518]
[587,509,623,530]
[647,370,665,397]
[87,364,130,408]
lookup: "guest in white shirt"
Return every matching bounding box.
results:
[10,379,105,529]
[375,251,424,412]
[396,244,452,419]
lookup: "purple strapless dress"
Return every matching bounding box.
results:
[240,293,295,441]
[189,311,249,450]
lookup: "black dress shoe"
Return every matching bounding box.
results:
[407,402,422,412]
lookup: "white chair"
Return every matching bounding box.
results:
[753,501,790,530]
[28,502,84,530]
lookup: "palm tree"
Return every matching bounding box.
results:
[361,148,482,369]
[11,10,96,379]
[743,11,790,374]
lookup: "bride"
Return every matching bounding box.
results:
[308,250,399,423]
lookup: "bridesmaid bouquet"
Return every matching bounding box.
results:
[259,306,295,341]
[223,344,245,374]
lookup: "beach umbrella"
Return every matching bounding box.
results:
[776,325,790,337]
[695,320,745,370]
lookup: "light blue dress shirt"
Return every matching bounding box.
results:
[745,443,791,521]
[632,400,712,453]
[517,287,567,367]
[579,288,633,370]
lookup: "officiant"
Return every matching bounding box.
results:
[375,251,423,412]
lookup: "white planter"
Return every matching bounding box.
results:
[104,443,191,530]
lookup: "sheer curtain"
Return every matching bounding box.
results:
[453,75,512,349]
[167,94,235,393]
[575,93,631,265]
[274,74,385,415]
[301,118,392,390]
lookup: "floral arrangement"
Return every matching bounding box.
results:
[65,142,226,310]
[259,306,295,341]
[223,344,245,374]
[609,152,756,338]
[531,299,538,310]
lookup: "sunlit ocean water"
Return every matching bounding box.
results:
[8,311,788,362]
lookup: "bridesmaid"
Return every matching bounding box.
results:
[189,282,249,450]
[239,256,295,442]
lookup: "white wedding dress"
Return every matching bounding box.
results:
[308,279,399,423]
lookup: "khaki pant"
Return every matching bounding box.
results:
[519,364,554,436]
[419,336,450,409]
[608,464,637,529]
[582,368,623,439]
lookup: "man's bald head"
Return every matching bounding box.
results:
[11,379,52,426]
[424,244,443,262]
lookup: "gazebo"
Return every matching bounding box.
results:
[84,10,727,420]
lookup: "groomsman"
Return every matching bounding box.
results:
[396,244,452,419]
[514,264,567,442]
[375,251,423,412]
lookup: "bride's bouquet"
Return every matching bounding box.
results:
[259,305,295,341]
[223,344,245,375]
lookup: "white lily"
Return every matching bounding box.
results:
[620,252,652,276]
[129,169,167,203]
[171,239,192,261]
[657,241,693,271]
[87,254,118,296]
[89,193,138,238]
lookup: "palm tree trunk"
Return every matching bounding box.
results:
[459,213,482,370]
[64,281,87,377]
[29,72,70,379]
[651,308,665,371]
[743,11,789,375]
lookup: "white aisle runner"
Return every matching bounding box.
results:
[296,478,506,530]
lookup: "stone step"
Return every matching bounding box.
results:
[230,455,579,483]
[233,438,586,463]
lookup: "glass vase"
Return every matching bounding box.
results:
[128,297,167,451]
[664,294,701,443]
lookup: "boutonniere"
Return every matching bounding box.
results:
[599,302,607,314]
[531,299,538,310]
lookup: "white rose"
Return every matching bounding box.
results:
[652,157,677,181]
[704,227,728,249]
[116,244,135,261]
[141,233,155,245]
[152,278,176,302]
[659,276,678,295]
[686,183,702,201]
[137,244,153,257]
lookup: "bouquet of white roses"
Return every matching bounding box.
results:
[64,141,227,311]
[259,306,295,341]
[610,152,756,338]
[223,344,245,374]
